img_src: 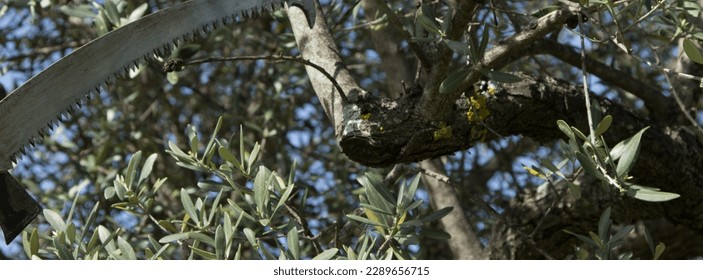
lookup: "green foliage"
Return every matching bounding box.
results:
[565,207,666,260]
[20,117,446,259]
[6,0,703,260]
[527,116,679,202]
[346,172,452,259]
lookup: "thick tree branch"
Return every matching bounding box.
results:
[419,6,583,122]
[531,39,676,123]
[288,2,362,135]
[420,1,481,121]
[339,74,703,235]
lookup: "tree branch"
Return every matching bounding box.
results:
[287,1,362,135]
[339,73,703,235]
[419,1,482,121]
[531,39,675,123]
[168,55,348,103]
[419,6,583,122]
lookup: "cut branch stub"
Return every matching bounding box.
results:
[338,87,486,167]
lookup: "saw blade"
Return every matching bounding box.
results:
[0,0,315,171]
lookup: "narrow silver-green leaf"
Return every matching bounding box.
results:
[683,38,703,64]
[215,225,225,260]
[570,126,588,141]
[239,125,245,170]
[125,151,142,189]
[53,235,73,260]
[218,146,242,169]
[346,214,387,228]
[167,141,190,161]
[403,174,421,207]
[360,173,395,214]
[246,142,261,173]
[440,67,471,94]
[79,202,100,243]
[188,232,215,246]
[287,228,300,260]
[616,127,649,177]
[59,5,96,18]
[654,242,666,260]
[594,115,612,137]
[127,3,148,23]
[423,229,452,240]
[102,0,121,26]
[477,27,490,59]
[187,124,199,156]
[588,231,604,248]
[190,246,218,260]
[480,69,522,83]
[43,209,67,232]
[158,220,178,233]
[611,225,634,243]
[159,232,190,243]
[618,251,633,260]
[312,248,338,260]
[224,211,233,241]
[417,8,441,36]
[150,244,171,260]
[287,160,297,186]
[360,202,394,216]
[626,185,680,202]
[421,206,453,222]
[153,177,168,193]
[254,168,270,216]
[138,153,158,187]
[398,199,424,215]
[557,120,575,140]
[29,228,39,257]
[399,219,423,227]
[117,236,136,260]
[243,228,257,246]
[180,188,200,225]
[597,207,612,241]
[97,226,118,253]
[275,184,296,213]
[203,116,223,162]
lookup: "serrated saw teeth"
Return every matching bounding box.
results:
[0,0,315,171]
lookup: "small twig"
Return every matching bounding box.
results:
[330,0,362,31]
[167,55,348,103]
[623,0,666,32]
[284,202,322,255]
[412,166,501,219]
[341,15,388,32]
[662,71,703,134]
[577,4,596,144]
